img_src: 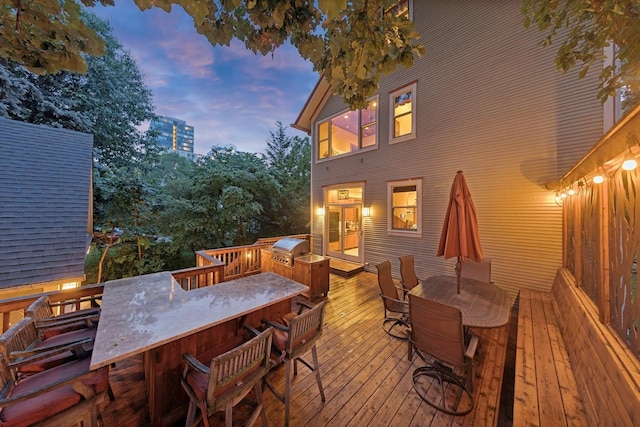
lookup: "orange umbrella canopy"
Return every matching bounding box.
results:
[437,171,484,276]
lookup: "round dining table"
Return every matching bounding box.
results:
[408,275,511,328]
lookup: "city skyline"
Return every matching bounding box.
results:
[94,3,319,155]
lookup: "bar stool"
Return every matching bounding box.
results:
[262,301,326,427]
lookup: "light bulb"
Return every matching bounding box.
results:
[568,188,576,196]
[622,150,637,171]
[593,175,604,184]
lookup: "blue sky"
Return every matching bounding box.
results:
[93,3,319,155]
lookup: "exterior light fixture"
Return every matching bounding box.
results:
[316,207,325,216]
[554,191,563,206]
[568,187,576,196]
[362,205,371,217]
[621,149,637,171]
[593,174,604,184]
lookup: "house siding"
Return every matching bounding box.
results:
[310,1,603,299]
[0,118,93,289]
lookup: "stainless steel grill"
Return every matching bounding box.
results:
[270,237,309,266]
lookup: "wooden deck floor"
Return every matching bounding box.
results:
[99,271,515,427]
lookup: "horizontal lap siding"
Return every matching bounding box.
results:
[311,1,603,301]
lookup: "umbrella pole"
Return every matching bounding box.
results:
[455,257,461,294]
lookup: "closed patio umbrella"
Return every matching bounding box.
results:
[437,171,484,293]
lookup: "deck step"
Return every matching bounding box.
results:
[329,258,364,277]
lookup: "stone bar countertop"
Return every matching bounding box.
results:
[90,271,308,369]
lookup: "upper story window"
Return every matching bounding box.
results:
[317,98,378,161]
[389,82,417,144]
[387,178,422,237]
[388,0,412,20]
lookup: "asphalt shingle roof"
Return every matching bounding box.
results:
[0,118,93,289]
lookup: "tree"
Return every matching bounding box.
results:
[0,12,156,167]
[78,13,157,168]
[0,0,423,109]
[522,0,640,106]
[159,147,281,251]
[262,122,311,236]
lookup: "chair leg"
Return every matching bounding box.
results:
[311,345,325,401]
[225,402,233,427]
[284,360,293,427]
[254,382,269,427]
[184,401,197,427]
[199,401,211,427]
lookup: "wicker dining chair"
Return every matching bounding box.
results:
[408,294,479,416]
[262,301,326,427]
[181,326,273,427]
[376,261,410,339]
[399,255,423,298]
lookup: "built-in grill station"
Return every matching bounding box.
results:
[261,237,329,300]
[269,237,310,267]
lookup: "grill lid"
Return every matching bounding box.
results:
[272,237,309,255]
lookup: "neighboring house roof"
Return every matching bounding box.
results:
[292,76,331,134]
[0,118,93,289]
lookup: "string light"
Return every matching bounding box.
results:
[621,148,637,171]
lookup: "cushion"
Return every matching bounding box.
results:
[41,320,95,340]
[18,328,95,375]
[0,358,108,427]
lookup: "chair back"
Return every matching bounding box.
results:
[408,294,466,368]
[206,327,273,405]
[460,257,492,284]
[376,261,400,301]
[287,301,325,358]
[25,296,54,321]
[399,255,420,289]
[0,318,39,365]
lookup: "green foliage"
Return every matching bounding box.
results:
[522,0,640,106]
[0,12,157,168]
[0,0,424,110]
[0,0,111,74]
[261,122,311,236]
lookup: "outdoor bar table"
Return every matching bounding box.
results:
[90,271,308,426]
[408,275,510,328]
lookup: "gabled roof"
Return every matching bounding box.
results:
[0,118,93,289]
[292,76,332,134]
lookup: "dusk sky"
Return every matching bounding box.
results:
[93,3,319,155]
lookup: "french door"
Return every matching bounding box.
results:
[326,204,362,262]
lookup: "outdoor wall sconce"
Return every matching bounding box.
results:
[316,207,325,216]
[554,191,563,206]
[362,205,371,217]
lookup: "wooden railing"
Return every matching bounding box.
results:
[0,234,312,332]
[171,263,225,291]
[196,234,311,282]
[0,284,105,333]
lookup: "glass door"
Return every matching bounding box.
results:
[326,204,361,262]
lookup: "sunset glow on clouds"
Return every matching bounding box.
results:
[94,3,318,154]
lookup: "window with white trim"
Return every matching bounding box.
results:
[389,82,417,144]
[317,98,378,160]
[387,179,421,237]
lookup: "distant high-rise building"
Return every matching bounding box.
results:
[149,116,196,161]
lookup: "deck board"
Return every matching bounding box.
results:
[99,271,511,427]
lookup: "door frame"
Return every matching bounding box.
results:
[322,183,365,264]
